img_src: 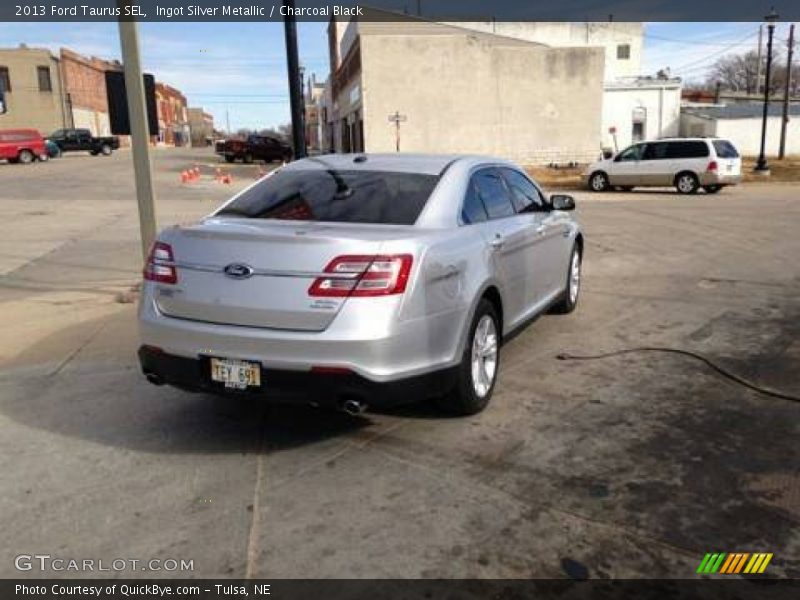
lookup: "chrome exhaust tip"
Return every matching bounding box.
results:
[341,398,367,416]
[145,372,165,386]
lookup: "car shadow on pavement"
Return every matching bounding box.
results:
[0,312,372,455]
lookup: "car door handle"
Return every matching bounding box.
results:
[490,234,505,249]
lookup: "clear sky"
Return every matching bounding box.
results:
[0,21,794,131]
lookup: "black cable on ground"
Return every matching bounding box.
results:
[556,347,800,403]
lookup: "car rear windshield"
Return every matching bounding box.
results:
[216,168,439,225]
[712,140,740,159]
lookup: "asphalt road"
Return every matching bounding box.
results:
[1,148,798,579]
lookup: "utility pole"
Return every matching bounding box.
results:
[779,23,795,159]
[755,9,779,173]
[117,5,156,262]
[756,24,763,95]
[226,107,231,135]
[283,0,307,159]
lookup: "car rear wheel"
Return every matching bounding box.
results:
[18,150,34,164]
[675,172,699,194]
[438,299,500,416]
[100,144,112,156]
[551,244,582,314]
[589,171,610,192]
[703,185,722,194]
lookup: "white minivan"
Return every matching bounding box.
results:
[585,138,742,194]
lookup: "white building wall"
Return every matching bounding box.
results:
[448,22,643,81]
[70,107,110,137]
[359,32,605,164]
[601,84,682,150]
[714,116,800,156]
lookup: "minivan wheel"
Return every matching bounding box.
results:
[675,172,699,194]
[551,244,582,314]
[703,185,722,194]
[439,299,500,416]
[589,171,610,192]
[18,150,34,164]
[100,144,112,156]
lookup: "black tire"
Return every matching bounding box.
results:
[438,299,501,416]
[551,243,582,314]
[243,153,254,164]
[18,150,34,164]
[703,185,722,194]
[90,150,99,156]
[675,172,699,194]
[100,144,112,156]
[589,171,610,192]
[224,155,235,163]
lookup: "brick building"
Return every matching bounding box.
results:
[155,82,189,146]
[59,48,122,137]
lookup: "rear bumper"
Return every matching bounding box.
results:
[138,345,457,407]
[138,291,466,383]
[700,172,741,186]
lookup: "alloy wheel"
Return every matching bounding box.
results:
[471,315,498,398]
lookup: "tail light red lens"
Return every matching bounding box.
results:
[707,161,718,172]
[308,254,413,297]
[143,241,178,284]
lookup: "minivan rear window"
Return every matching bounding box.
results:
[712,140,740,159]
[216,169,439,225]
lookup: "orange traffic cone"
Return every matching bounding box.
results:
[180,170,189,184]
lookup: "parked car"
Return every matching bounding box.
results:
[585,137,742,194]
[215,134,293,164]
[48,128,120,156]
[0,129,47,164]
[138,154,583,416]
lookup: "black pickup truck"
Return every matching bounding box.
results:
[48,128,120,156]
[215,134,292,163]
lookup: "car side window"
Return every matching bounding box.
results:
[472,168,515,220]
[500,168,547,213]
[666,141,709,159]
[642,142,669,160]
[615,144,643,162]
[461,180,488,224]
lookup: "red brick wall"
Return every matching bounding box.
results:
[60,48,120,112]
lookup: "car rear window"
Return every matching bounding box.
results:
[216,169,439,225]
[712,140,740,159]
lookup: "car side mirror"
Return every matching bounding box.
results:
[602,149,613,160]
[550,194,576,211]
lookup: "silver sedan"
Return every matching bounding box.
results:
[138,154,583,415]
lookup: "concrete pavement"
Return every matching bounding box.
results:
[1,148,798,579]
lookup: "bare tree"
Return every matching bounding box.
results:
[706,49,798,96]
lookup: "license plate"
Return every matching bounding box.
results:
[210,358,261,389]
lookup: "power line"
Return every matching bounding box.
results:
[671,29,760,73]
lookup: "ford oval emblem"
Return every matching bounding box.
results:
[223,263,254,280]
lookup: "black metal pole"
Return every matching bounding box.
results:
[779,24,794,160]
[755,20,776,171]
[283,0,306,159]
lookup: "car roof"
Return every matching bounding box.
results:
[284,153,510,176]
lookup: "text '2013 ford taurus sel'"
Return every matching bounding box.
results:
[138,154,584,415]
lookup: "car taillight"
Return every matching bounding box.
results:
[707,161,718,172]
[308,254,413,297]
[143,241,178,284]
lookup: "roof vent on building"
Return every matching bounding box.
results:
[353,155,367,163]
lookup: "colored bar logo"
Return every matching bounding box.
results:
[696,553,773,574]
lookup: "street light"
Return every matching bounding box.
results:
[755,8,780,173]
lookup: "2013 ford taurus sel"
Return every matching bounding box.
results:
[138,154,584,415]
